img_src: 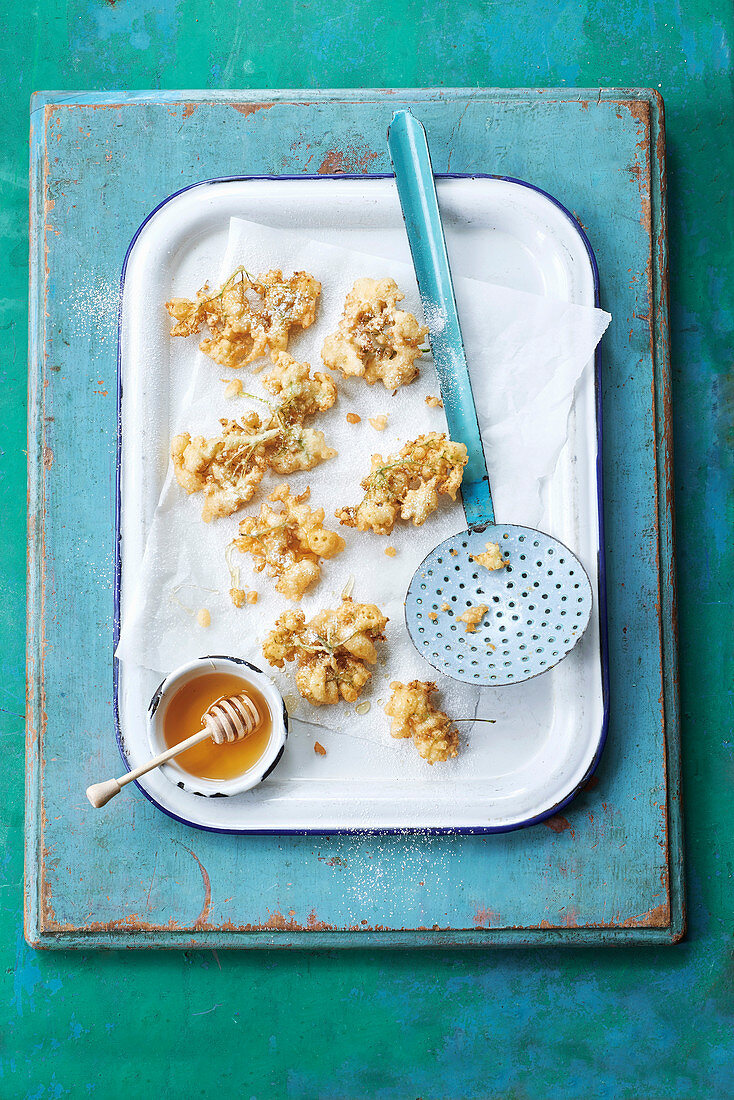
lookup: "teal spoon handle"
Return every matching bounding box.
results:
[387,109,494,527]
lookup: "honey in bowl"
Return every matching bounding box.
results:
[162,672,272,781]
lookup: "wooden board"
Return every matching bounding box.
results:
[26,88,682,947]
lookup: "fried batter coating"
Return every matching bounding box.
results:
[232,484,346,600]
[166,267,320,370]
[472,541,507,571]
[321,277,427,389]
[171,419,270,522]
[262,352,337,416]
[261,352,338,474]
[172,356,337,521]
[457,604,489,633]
[384,680,459,764]
[335,432,467,534]
[262,597,388,706]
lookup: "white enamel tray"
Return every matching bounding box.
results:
[115,175,608,833]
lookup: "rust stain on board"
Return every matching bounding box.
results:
[616,101,671,923]
[231,102,274,117]
[182,103,198,119]
[544,815,575,836]
[473,907,501,928]
[317,854,348,867]
[29,108,54,945]
[39,897,674,935]
[306,910,335,931]
[318,145,381,174]
[179,846,212,929]
[621,901,670,928]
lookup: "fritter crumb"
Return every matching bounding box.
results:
[172,354,337,521]
[384,546,397,558]
[230,587,248,608]
[223,378,244,398]
[196,608,211,628]
[369,415,388,431]
[230,587,258,608]
[321,277,427,389]
[346,412,361,424]
[472,541,507,571]
[425,395,443,408]
[335,432,467,534]
[457,604,489,633]
[262,597,388,706]
[385,680,459,764]
[232,484,346,600]
[314,741,327,756]
[166,267,320,369]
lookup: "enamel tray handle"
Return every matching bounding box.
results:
[387,109,495,527]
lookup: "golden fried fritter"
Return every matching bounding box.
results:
[457,605,489,633]
[262,352,338,474]
[262,597,388,706]
[172,355,337,521]
[384,680,459,764]
[232,484,345,600]
[171,416,271,523]
[166,267,320,370]
[321,277,427,389]
[335,432,467,534]
[472,541,507,571]
[262,351,336,413]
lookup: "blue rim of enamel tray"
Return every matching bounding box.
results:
[113,172,610,835]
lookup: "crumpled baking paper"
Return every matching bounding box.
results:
[116,217,610,738]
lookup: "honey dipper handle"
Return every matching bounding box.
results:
[85,727,212,809]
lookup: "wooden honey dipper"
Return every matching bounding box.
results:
[86,692,261,808]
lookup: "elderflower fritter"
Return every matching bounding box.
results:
[335,432,467,534]
[232,484,346,601]
[321,277,427,389]
[166,267,321,370]
[384,681,459,764]
[171,417,271,522]
[471,541,508,571]
[262,597,388,706]
[171,356,337,521]
[457,604,489,634]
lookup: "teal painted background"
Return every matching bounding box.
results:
[3,1,733,1097]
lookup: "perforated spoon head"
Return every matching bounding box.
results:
[389,110,594,687]
[204,692,261,744]
[405,524,593,687]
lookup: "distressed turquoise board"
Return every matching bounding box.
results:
[26,88,681,947]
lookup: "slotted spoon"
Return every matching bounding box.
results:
[387,109,593,687]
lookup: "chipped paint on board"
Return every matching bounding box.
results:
[231,102,274,117]
[317,145,381,174]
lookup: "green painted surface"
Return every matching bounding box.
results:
[2,0,732,1096]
